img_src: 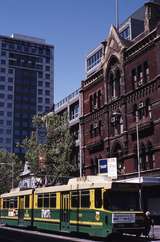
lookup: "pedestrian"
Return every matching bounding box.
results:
[144,211,154,238]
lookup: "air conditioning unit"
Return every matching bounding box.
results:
[133,76,137,82]
[138,102,144,109]
[111,117,116,123]
[138,80,143,86]
[93,122,98,129]
[93,104,98,110]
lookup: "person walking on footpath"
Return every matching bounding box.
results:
[144,211,154,238]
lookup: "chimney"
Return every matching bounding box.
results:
[144,1,160,32]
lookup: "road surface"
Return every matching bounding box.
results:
[0,226,159,242]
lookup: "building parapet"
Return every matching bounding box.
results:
[55,88,80,110]
[11,33,46,44]
[82,69,103,89]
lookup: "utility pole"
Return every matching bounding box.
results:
[79,91,83,177]
[11,160,14,189]
[136,111,142,210]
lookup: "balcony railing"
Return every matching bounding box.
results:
[55,88,80,110]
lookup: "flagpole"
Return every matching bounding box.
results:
[116,0,119,31]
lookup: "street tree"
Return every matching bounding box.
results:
[22,112,78,185]
[0,151,22,194]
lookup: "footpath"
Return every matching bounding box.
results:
[149,225,160,240]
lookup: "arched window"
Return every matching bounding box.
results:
[147,141,153,169]
[133,104,137,122]
[110,72,115,98]
[98,90,102,108]
[145,98,152,118]
[89,95,93,112]
[115,69,121,97]
[111,142,124,175]
[120,116,124,134]
[133,145,138,172]
[140,143,146,171]
[110,68,121,99]
[108,58,121,100]
[111,111,123,136]
[91,157,98,175]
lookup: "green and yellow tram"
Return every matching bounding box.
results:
[0,175,145,238]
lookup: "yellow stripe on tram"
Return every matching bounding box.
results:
[70,220,103,226]
[1,216,18,220]
[34,217,60,223]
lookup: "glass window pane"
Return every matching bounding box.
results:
[81,190,90,208]
[25,195,30,208]
[50,193,56,208]
[38,194,43,208]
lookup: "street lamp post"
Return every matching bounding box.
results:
[136,111,142,210]
[11,160,14,189]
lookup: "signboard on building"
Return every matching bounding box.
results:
[98,158,117,179]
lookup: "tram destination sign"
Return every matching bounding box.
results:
[98,158,117,179]
[112,213,135,224]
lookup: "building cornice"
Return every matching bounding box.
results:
[124,27,158,63]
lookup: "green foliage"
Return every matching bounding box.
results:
[22,113,78,185]
[0,151,22,194]
[21,133,39,176]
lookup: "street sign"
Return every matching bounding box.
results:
[99,159,108,174]
[98,158,117,179]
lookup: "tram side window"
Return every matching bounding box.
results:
[103,191,110,210]
[25,195,30,208]
[44,193,49,208]
[10,197,17,208]
[71,191,79,208]
[14,197,17,208]
[38,194,43,208]
[3,198,9,208]
[3,199,6,208]
[10,198,14,208]
[81,190,90,208]
[95,188,102,208]
[50,193,56,208]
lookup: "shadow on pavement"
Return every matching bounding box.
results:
[105,234,150,242]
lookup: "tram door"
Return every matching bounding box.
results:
[18,196,24,226]
[61,193,70,232]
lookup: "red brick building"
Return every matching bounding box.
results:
[80,1,160,178]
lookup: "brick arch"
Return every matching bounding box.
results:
[105,55,120,77]
[111,141,124,157]
[110,141,125,174]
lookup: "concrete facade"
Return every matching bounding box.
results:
[0,34,54,157]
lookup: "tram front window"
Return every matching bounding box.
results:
[103,190,140,211]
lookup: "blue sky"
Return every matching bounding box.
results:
[0,0,147,103]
